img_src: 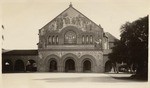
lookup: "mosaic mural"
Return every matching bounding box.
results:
[40,7,102,36]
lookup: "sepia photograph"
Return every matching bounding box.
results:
[1,0,149,88]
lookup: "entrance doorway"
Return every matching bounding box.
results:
[105,60,112,72]
[14,60,25,72]
[83,60,91,72]
[49,60,57,72]
[26,60,37,72]
[65,58,75,72]
[3,59,13,73]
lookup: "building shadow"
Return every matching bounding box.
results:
[107,74,148,82]
[33,76,147,83]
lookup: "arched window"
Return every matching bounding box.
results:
[90,35,93,44]
[56,35,58,44]
[48,36,51,44]
[64,31,77,44]
[86,35,89,44]
[52,36,55,44]
[82,35,85,44]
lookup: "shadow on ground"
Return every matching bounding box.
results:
[106,73,148,82]
[33,74,147,83]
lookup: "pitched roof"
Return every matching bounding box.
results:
[2,49,12,53]
[40,4,103,31]
[2,49,38,55]
[105,32,118,42]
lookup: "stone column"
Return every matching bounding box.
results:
[58,66,63,72]
[24,60,28,72]
[76,66,82,72]
[75,66,79,72]
[37,59,46,72]
[98,65,104,73]
[12,59,15,71]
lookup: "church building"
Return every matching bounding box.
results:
[2,4,117,73]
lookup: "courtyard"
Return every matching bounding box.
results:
[1,73,148,88]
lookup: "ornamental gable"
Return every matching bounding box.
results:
[40,6,103,36]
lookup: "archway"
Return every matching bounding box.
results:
[26,60,37,72]
[80,55,96,72]
[2,59,13,73]
[45,54,60,72]
[105,60,112,72]
[65,58,75,72]
[14,60,25,72]
[83,60,91,72]
[49,59,57,72]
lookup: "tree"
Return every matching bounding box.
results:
[109,16,148,79]
[108,40,127,73]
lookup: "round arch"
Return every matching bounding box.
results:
[80,55,96,72]
[62,53,78,72]
[83,60,92,72]
[64,30,77,44]
[26,59,37,72]
[60,26,82,34]
[14,59,25,72]
[45,54,60,72]
[65,59,75,72]
[60,26,82,44]
[49,58,57,72]
[105,60,112,72]
[2,59,13,73]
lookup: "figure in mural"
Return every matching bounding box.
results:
[72,17,76,25]
[47,12,98,32]
[64,17,70,24]
[76,17,81,26]
[49,22,56,31]
[56,17,63,29]
[62,13,70,25]
[85,23,93,31]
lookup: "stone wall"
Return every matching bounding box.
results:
[38,50,104,72]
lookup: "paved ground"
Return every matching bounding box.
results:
[1,73,149,88]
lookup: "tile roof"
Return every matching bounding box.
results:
[2,49,38,55]
[105,32,118,42]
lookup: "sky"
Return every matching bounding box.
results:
[1,0,149,49]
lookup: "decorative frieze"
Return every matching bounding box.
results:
[39,50,103,60]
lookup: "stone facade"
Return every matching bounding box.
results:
[38,50,103,72]
[2,4,117,73]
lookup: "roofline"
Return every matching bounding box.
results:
[39,5,103,31]
[39,6,71,31]
[2,49,38,53]
[71,6,103,30]
[105,32,119,40]
[2,50,38,55]
[2,49,38,51]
